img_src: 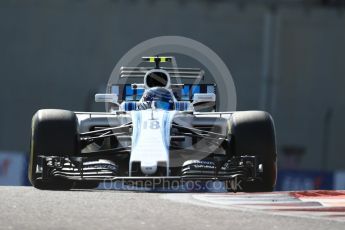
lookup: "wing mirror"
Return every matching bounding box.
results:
[192,93,216,111]
[95,94,119,104]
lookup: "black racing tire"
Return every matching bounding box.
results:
[229,111,277,192]
[28,109,79,190]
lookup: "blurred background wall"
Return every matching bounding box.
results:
[0,0,344,186]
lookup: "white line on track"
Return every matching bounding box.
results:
[162,191,345,222]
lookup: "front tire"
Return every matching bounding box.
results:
[28,109,79,190]
[230,111,277,192]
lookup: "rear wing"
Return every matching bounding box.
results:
[120,67,204,79]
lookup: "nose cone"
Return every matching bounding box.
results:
[141,162,158,175]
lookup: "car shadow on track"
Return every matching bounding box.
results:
[72,181,228,193]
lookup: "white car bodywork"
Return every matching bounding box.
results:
[129,109,176,176]
[93,63,217,176]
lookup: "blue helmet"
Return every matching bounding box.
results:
[140,87,174,110]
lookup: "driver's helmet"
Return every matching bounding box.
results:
[139,87,174,110]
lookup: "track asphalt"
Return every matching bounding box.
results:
[0,187,344,230]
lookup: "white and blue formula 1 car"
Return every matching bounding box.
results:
[28,56,277,192]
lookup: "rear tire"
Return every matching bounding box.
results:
[28,109,79,190]
[229,111,277,192]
